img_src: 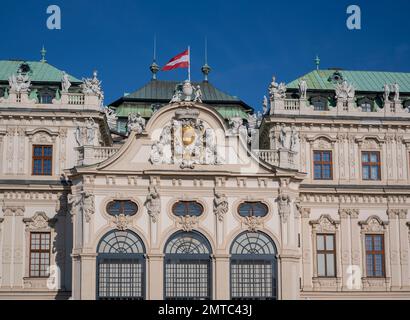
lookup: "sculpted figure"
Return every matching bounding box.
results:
[145,185,161,223]
[61,71,71,93]
[214,192,228,222]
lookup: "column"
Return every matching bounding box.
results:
[387,209,401,290]
[279,250,300,299]
[213,254,230,300]
[398,210,410,289]
[339,209,351,290]
[79,253,97,300]
[300,208,312,291]
[1,208,13,288]
[147,253,164,300]
[13,207,25,288]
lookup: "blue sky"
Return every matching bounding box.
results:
[0,0,409,111]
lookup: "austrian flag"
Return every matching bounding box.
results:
[161,49,190,71]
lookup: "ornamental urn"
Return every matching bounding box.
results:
[182,80,193,101]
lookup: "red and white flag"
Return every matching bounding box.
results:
[161,49,190,71]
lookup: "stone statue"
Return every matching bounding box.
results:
[104,107,118,130]
[228,117,243,134]
[214,192,228,222]
[9,68,31,93]
[277,192,291,223]
[279,126,287,149]
[335,80,355,101]
[262,95,268,115]
[269,76,286,100]
[299,78,307,99]
[383,83,390,102]
[61,71,71,93]
[82,192,95,223]
[81,70,104,101]
[85,118,96,145]
[75,124,83,146]
[194,85,203,103]
[392,82,400,102]
[170,86,182,103]
[127,113,146,134]
[289,127,298,152]
[145,185,161,223]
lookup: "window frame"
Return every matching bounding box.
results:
[171,201,204,217]
[313,150,333,180]
[29,232,51,278]
[237,201,269,218]
[361,151,381,181]
[316,233,337,278]
[106,200,138,217]
[32,144,53,176]
[365,234,386,278]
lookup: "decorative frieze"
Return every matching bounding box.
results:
[338,208,359,219]
[23,212,56,231]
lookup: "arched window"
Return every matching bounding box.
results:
[164,231,212,300]
[358,97,374,112]
[96,230,146,300]
[172,201,203,217]
[230,232,277,300]
[238,202,268,217]
[106,200,138,216]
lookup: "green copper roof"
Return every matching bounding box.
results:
[110,80,252,110]
[0,60,81,83]
[287,69,410,93]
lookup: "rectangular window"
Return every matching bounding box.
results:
[313,151,333,180]
[29,232,51,278]
[32,145,52,176]
[365,234,385,277]
[362,151,381,180]
[316,234,336,277]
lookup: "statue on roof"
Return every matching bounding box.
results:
[9,67,31,93]
[104,106,118,130]
[335,80,355,101]
[61,71,71,93]
[262,95,268,115]
[81,70,104,101]
[269,76,286,100]
[383,83,390,102]
[170,84,183,103]
[298,78,307,99]
[392,82,400,102]
[127,112,146,134]
[193,85,203,103]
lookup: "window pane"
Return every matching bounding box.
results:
[322,152,330,162]
[325,235,334,250]
[314,165,322,179]
[363,166,370,180]
[253,203,268,217]
[313,152,321,162]
[317,254,325,276]
[323,165,331,179]
[365,235,373,251]
[370,153,378,162]
[366,254,374,276]
[370,166,379,180]
[326,254,335,277]
[375,254,384,277]
[373,235,383,251]
[44,147,52,157]
[317,235,324,250]
[362,153,369,162]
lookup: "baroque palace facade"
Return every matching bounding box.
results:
[0,57,409,300]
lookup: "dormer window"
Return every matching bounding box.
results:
[311,96,328,111]
[358,98,374,112]
[328,71,344,84]
[40,93,53,104]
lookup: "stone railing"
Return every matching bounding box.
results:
[253,148,297,170]
[76,145,121,166]
[270,97,410,118]
[0,91,101,111]
[67,93,85,105]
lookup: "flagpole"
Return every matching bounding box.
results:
[188,46,191,82]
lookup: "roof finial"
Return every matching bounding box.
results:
[149,35,159,80]
[40,45,47,63]
[201,37,211,82]
[315,55,320,70]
